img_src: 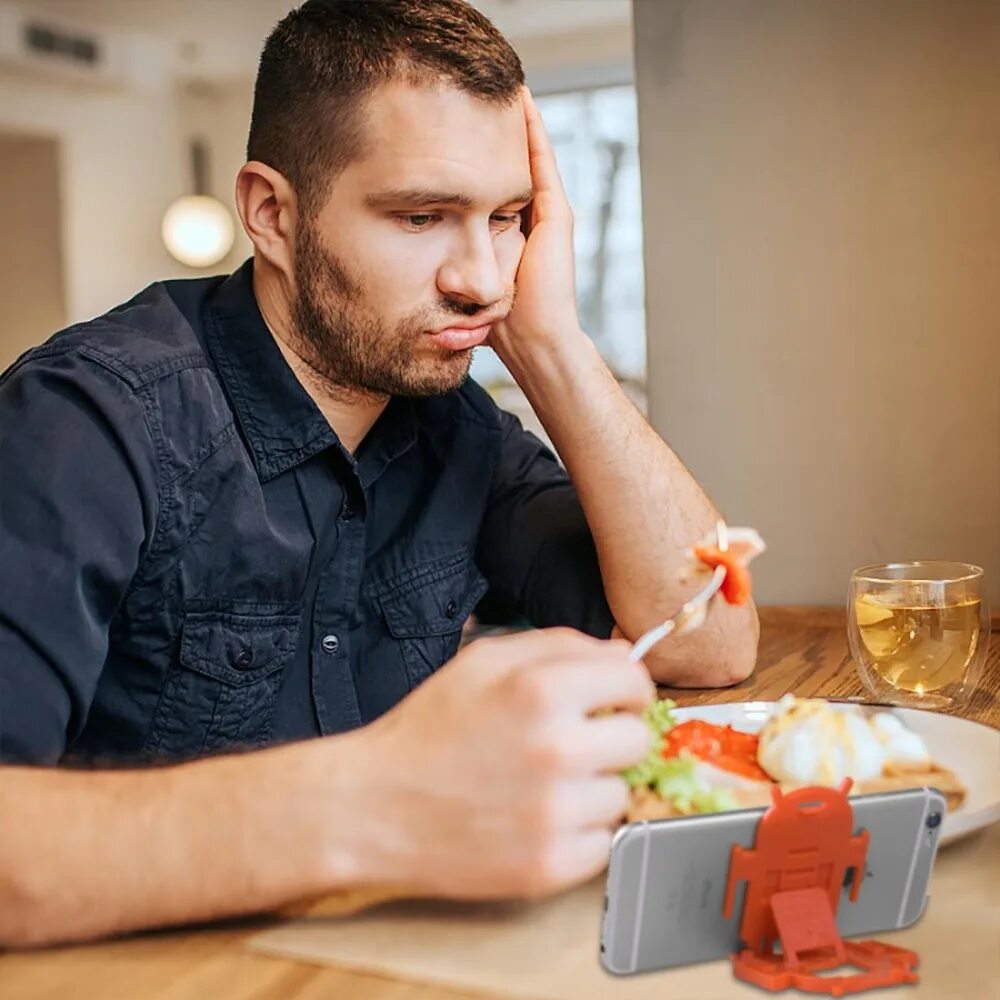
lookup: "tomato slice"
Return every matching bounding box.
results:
[662,720,770,781]
[693,544,753,605]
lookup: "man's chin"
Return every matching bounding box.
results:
[373,350,474,399]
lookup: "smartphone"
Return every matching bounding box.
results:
[600,787,945,976]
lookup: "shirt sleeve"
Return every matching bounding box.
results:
[475,408,614,638]
[0,350,157,764]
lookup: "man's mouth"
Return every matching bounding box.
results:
[425,324,494,351]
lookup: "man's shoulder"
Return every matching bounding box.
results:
[11,275,227,391]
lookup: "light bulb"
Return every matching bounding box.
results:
[161,194,235,268]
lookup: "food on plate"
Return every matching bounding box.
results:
[758,695,928,784]
[623,695,966,823]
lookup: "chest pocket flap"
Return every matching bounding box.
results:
[179,606,299,685]
[145,602,300,761]
[370,552,489,639]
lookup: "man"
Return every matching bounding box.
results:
[0,0,757,946]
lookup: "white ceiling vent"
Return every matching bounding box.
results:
[0,2,130,88]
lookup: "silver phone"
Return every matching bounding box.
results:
[601,787,945,976]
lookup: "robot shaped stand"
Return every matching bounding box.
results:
[722,779,920,996]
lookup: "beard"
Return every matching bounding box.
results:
[290,221,502,399]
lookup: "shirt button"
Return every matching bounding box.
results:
[234,648,254,669]
[444,600,458,619]
[321,634,340,654]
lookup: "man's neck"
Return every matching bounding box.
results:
[252,260,388,454]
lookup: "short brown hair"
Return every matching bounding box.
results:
[247,0,525,215]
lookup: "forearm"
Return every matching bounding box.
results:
[500,332,758,686]
[0,732,374,947]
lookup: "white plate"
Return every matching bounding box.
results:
[671,701,1000,846]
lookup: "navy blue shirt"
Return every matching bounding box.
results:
[0,260,612,766]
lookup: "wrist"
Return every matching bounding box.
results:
[301,721,430,893]
[495,324,601,400]
[268,729,392,893]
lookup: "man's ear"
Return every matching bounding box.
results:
[235,161,298,278]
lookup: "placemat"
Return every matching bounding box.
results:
[247,822,1000,999]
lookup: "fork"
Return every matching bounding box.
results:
[628,519,730,663]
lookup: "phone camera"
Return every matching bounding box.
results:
[926,811,942,830]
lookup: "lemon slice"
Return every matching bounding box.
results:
[854,593,895,626]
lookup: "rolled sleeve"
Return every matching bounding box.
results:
[0,350,156,764]
[475,409,613,638]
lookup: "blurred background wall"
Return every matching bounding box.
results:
[0,28,184,343]
[0,132,66,359]
[634,0,1000,604]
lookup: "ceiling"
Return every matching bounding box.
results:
[25,0,633,84]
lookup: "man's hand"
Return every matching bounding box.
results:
[489,87,585,365]
[355,628,655,899]
[0,629,653,948]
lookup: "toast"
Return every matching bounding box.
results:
[626,759,966,823]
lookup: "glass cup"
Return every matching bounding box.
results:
[847,561,989,710]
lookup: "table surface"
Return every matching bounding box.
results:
[2,607,996,1000]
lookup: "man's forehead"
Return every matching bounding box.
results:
[346,80,532,207]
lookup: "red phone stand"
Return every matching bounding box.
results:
[722,779,920,995]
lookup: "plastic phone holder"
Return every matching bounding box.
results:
[722,779,920,995]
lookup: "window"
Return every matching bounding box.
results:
[471,84,646,397]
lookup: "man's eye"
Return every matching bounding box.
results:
[398,214,439,230]
[491,213,521,228]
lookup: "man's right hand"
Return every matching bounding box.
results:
[350,628,655,899]
[0,629,654,948]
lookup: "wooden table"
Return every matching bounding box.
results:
[1,608,996,1000]
[662,606,1000,728]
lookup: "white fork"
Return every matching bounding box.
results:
[628,519,730,663]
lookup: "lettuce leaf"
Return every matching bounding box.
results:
[621,696,677,787]
[622,698,739,815]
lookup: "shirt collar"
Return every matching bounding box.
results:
[203,258,418,484]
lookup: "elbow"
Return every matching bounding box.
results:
[640,603,760,689]
[645,648,756,689]
[715,642,757,687]
[715,603,760,687]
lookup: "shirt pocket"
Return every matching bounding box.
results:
[143,602,300,761]
[368,552,489,690]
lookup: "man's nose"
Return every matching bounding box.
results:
[437,228,507,309]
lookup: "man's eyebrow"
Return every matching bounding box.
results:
[364,188,534,210]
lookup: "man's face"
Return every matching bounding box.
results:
[292,81,532,398]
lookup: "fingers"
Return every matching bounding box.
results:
[576,712,654,772]
[482,626,625,667]
[569,828,616,883]
[520,86,570,218]
[522,712,650,779]
[516,718,650,817]
[485,627,653,717]
[527,657,655,717]
[521,87,561,192]
[524,828,614,898]
[520,776,630,833]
